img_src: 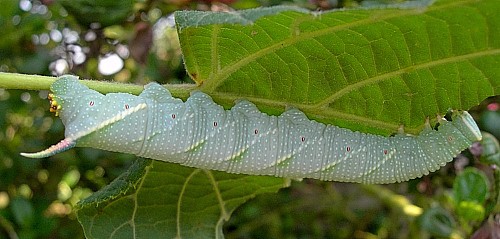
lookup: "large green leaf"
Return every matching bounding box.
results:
[176,0,500,135]
[76,159,288,238]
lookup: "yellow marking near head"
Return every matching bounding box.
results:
[48,93,61,116]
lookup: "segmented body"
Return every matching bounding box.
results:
[22,75,482,184]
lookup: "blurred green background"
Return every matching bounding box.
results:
[0,0,498,238]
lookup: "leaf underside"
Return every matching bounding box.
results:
[76,159,288,238]
[177,0,500,135]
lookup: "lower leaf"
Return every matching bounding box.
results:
[76,159,288,238]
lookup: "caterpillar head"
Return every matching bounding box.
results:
[451,111,482,142]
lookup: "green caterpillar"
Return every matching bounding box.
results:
[22,75,482,184]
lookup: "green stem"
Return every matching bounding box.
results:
[0,73,55,91]
[0,72,195,99]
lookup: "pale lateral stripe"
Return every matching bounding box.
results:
[68,103,147,141]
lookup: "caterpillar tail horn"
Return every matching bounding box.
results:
[21,138,76,158]
[21,103,148,158]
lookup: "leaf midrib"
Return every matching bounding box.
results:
[174,169,229,239]
[194,0,495,134]
[204,170,229,239]
[176,169,201,238]
[206,48,498,134]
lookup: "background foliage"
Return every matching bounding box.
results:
[0,0,498,238]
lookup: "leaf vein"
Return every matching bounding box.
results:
[315,48,500,107]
